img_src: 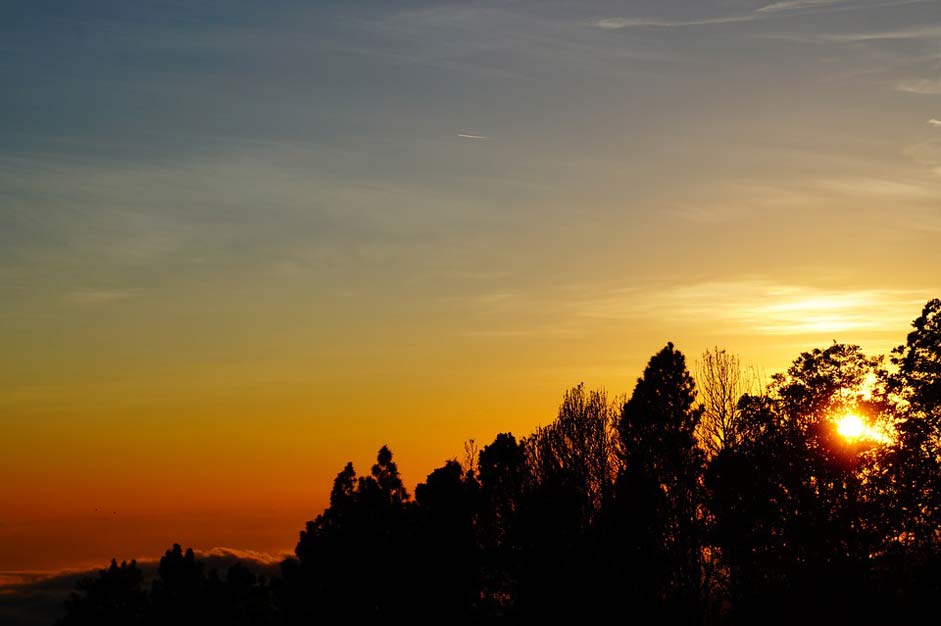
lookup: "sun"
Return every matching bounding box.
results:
[837,413,866,440]
[835,412,892,444]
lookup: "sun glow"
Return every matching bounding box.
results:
[835,412,891,444]
[837,413,866,440]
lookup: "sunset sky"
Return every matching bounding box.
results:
[2,0,940,574]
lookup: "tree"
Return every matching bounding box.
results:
[695,348,761,458]
[524,383,619,525]
[285,446,413,623]
[205,562,273,626]
[414,460,481,620]
[57,548,274,626]
[151,544,208,625]
[893,298,941,415]
[706,343,892,624]
[56,559,148,626]
[499,386,620,620]
[887,299,941,549]
[616,342,705,622]
[358,445,409,508]
[476,433,526,546]
[475,433,526,614]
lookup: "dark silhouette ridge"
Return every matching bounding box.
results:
[51,298,941,625]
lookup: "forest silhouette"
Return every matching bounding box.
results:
[53,299,941,625]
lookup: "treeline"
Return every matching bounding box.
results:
[56,299,941,625]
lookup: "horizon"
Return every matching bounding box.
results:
[3,0,941,588]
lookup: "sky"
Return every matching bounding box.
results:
[2,0,940,575]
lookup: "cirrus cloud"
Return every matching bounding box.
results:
[576,279,930,337]
[897,79,941,94]
[592,0,848,30]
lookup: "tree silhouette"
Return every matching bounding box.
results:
[55,559,148,626]
[55,548,273,626]
[872,298,941,621]
[888,299,941,548]
[284,445,412,623]
[205,563,272,626]
[695,348,761,458]
[524,383,619,526]
[707,343,891,624]
[615,342,705,622]
[150,544,206,625]
[475,432,526,613]
[413,459,480,621]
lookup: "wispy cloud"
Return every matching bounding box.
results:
[197,547,290,566]
[595,1,934,33]
[757,0,843,13]
[593,0,848,30]
[577,280,928,337]
[815,177,930,197]
[592,15,755,29]
[902,135,941,166]
[930,119,941,127]
[822,25,941,41]
[897,79,941,94]
[457,133,489,140]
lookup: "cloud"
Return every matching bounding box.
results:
[197,547,289,566]
[902,135,941,165]
[897,79,941,94]
[576,279,929,337]
[592,0,848,30]
[815,177,930,197]
[592,15,755,29]
[457,133,489,140]
[930,119,941,127]
[822,25,941,42]
[757,0,843,13]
